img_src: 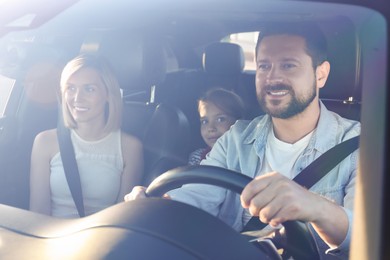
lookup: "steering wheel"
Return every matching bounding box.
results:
[146,165,320,260]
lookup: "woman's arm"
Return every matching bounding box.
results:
[29,129,57,215]
[117,132,144,203]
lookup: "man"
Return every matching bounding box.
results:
[125,23,360,259]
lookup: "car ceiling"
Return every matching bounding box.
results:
[0,0,376,44]
[0,0,382,101]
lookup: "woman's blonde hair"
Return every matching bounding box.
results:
[60,54,122,132]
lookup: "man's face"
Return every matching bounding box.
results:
[255,34,318,119]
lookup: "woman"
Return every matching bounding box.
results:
[29,54,143,218]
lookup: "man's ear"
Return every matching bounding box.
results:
[316,61,330,89]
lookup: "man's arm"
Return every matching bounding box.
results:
[240,171,348,247]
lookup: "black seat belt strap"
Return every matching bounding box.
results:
[242,135,360,232]
[293,135,359,188]
[57,118,85,217]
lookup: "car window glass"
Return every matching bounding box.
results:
[0,74,15,117]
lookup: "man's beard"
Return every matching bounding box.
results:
[258,81,316,119]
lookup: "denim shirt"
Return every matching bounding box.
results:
[168,101,360,259]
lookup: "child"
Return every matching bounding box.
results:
[188,88,245,165]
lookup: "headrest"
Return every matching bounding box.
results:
[318,17,361,101]
[202,42,245,76]
[81,30,167,90]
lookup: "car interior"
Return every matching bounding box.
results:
[0,0,388,259]
[0,10,362,210]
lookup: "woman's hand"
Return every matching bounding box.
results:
[124,186,171,201]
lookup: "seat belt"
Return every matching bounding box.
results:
[242,135,360,232]
[57,114,85,217]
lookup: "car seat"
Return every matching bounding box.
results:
[141,103,191,185]
[203,42,263,119]
[155,42,260,154]
[318,17,362,121]
[90,30,191,184]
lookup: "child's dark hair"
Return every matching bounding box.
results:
[198,88,245,120]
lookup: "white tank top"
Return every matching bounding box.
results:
[50,129,123,218]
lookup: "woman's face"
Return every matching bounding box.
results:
[199,101,237,148]
[63,67,108,127]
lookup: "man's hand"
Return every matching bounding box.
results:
[240,171,348,247]
[240,171,320,226]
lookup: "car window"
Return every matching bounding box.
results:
[222,32,259,71]
[0,38,18,117]
[0,74,15,117]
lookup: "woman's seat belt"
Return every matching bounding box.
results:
[57,117,85,217]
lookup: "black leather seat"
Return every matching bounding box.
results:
[203,42,245,91]
[141,103,191,185]
[318,18,362,121]
[121,101,190,186]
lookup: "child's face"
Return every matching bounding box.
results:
[199,101,237,148]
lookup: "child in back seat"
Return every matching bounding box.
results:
[188,88,245,165]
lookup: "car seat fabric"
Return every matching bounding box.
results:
[202,42,255,112]
[203,42,245,77]
[121,101,191,185]
[318,17,361,121]
[203,42,263,117]
[142,103,191,185]
[121,102,156,141]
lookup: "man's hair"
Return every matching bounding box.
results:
[255,22,328,68]
[198,88,245,120]
[60,54,122,132]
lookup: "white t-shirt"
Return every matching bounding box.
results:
[242,127,313,225]
[263,127,313,179]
